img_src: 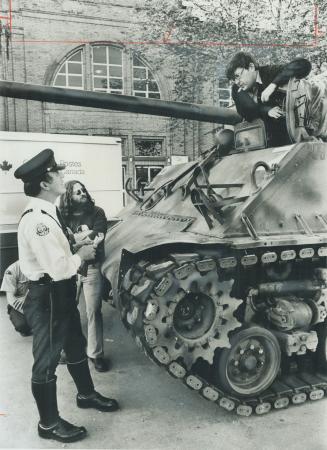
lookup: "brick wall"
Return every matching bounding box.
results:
[0,0,223,186]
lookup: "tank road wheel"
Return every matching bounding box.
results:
[214,326,281,398]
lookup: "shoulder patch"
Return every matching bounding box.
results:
[36,223,50,236]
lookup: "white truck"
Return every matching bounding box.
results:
[0,131,123,279]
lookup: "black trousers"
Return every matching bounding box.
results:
[23,277,87,384]
[266,117,291,147]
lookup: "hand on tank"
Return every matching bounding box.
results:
[72,239,91,252]
[77,243,96,261]
[74,230,93,242]
[72,235,93,252]
[93,232,104,248]
[268,106,284,119]
[261,83,277,102]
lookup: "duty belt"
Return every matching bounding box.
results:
[29,274,77,286]
[29,273,53,285]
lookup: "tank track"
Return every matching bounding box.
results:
[119,245,327,416]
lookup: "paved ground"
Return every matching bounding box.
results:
[0,291,327,450]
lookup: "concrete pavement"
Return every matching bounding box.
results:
[0,292,326,450]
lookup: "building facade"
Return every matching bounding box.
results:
[0,0,231,202]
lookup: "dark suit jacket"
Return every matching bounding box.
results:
[232,58,311,121]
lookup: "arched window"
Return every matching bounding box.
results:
[133,56,160,99]
[92,46,123,94]
[53,50,84,89]
[52,45,161,99]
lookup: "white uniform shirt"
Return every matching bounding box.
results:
[0,261,28,313]
[18,197,81,281]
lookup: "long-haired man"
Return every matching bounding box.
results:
[59,180,109,372]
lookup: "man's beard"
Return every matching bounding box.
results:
[72,197,92,212]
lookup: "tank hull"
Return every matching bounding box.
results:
[103,140,327,415]
[103,141,327,293]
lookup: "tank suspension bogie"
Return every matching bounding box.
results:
[272,329,318,357]
[119,247,327,416]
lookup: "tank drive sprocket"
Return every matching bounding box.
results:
[143,264,242,369]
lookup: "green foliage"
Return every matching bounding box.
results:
[133,0,327,101]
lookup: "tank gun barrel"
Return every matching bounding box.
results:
[0,80,241,125]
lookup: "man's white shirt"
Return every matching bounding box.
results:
[18,197,81,281]
[0,261,28,312]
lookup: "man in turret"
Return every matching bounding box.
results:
[226,52,312,146]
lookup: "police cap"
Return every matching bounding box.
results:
[14,149,66,182]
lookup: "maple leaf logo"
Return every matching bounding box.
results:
[0,161,13,172]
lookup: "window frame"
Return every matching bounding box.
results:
[53,49,84,90]
[133,137,165,158]
[132,56,161,99]
[134,165,164,188]
[52,45,161,99]
[91,45,124,95]
[122,164,127,206]
[217,77,233,108]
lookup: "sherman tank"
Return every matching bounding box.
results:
[1,78,327,416]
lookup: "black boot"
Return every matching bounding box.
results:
[31,378,59,427]
[77,391,119,412]
[66,359,94,395]
[31,378,87,443]
[67,359,119,412]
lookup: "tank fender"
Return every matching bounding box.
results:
[108,235,230,306]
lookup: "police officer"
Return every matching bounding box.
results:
[14,149,119,444]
